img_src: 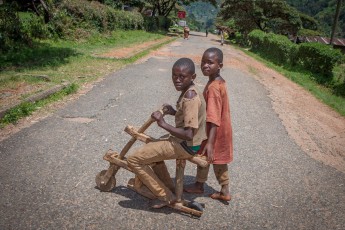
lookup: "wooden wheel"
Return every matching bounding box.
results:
[95,170,116,192]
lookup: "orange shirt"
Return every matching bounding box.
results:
[203,79,233,164]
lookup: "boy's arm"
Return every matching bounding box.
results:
[151,111,194,141]
[202,122,218,163]
[151,90,199,141]
[162,104,176,116]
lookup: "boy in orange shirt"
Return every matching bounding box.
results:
[184,47,233,201]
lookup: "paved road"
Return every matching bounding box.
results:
[1,32,344,230]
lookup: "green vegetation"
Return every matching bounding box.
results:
[0,30,167,89]
[220,0,306,36]
[184,1,218,32]
[0,83,78,128]
[0,1,145,52]
[248,29,344,76]
[245,30,345,116]
[242,50,345,116]
[287,0,345,38]
[218,0,344,48]
[248,30,298,66]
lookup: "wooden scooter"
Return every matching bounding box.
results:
[95,108,209,217]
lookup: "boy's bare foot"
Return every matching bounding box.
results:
[183,182,204,194]
[209,192,231,201]
[149,199,169,209]
[150,198,177,209]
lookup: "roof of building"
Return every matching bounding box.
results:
[299,36,345,46]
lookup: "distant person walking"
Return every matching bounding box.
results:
[184,26,190,40]
[220,29,224,46]
[206,29,208,37]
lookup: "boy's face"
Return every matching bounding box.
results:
[172,65,196,92]
[201,51,223,77]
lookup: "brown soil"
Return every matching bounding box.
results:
[95,37,172,59]
[225,45,345,173]
[1,36,344,174]
[0,82,46,110]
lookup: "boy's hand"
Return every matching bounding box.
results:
[162,104,176,115]
[201,142,215,163]
[151,111,165,127]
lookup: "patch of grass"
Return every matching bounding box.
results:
[240,48,345,116]
[52,30,167,55]
[0,30,174,128]
[0,43,79,72]
[0,30,168,91]
[0,102,36,126]
[248,66,258,75]
[121,37,175,64]
[0,83,78,127]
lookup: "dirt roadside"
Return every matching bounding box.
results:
[225,45,345,173]
[1,35,344,174]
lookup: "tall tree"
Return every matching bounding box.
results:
[6,0,53,22]
[220,0,302,35]
[146,0,217,17]
[330,0,343,43]
[287,0,345,38]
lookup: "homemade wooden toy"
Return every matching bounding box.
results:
[95,108,209,217]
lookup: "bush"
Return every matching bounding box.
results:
[0,4,32,52]
[333,64,345,96]
[51,0,144,39]
[264,33,298,65]
[297,28,322,37]
[248,29,344,74]
[248,29,266,52]
[298,42,344,76]
[248,29,298,65]
[20,12,50,39]
[143,16,171,32]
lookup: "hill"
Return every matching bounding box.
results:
[287,0,345,38]
[184,1,219,31]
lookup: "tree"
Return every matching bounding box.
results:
[146,0,217,17]
[330,0,343,43]
[220,0,303,35]
[287,0,345,38]
[5,0,53,22]
[97,0,147,11]
[299,13,319,31]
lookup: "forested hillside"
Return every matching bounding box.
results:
[185,2,218,29]
[185,0,345,38]
[287,0,345,38]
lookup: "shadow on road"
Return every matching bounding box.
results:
[105,175,222,217]
[189,33,207,38]
[210,38,231,46]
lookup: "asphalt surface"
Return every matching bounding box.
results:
[0,32,344,230]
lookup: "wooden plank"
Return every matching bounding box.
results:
[124,125,156,143]
[187,156,209,168]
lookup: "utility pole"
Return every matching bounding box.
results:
[330,0,342,45]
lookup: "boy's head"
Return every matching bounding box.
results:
[201,47,223,77]
[172,58,196,92]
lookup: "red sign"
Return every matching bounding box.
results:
[178,11,186,19]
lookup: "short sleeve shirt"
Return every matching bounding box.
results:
[175,85,207,146]
[203,79,233,164]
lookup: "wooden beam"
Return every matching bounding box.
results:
[124,125,157,143]
[188,156,209,168]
